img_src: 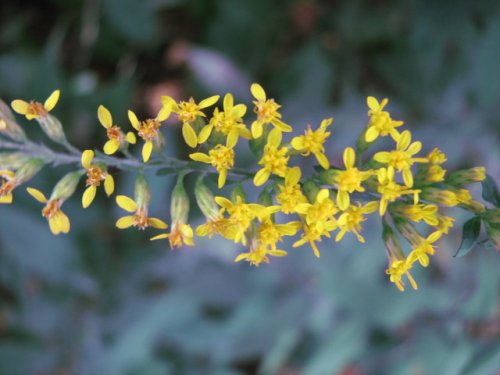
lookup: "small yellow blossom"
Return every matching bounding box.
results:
[377,167,420,215]
[407,231,441,267]
[97,105,136,155]
[291,118,333,169]
[81,150,114,208]
[196,215,237,239]
[162,95,220,148]
[276,167,308,214]
[0,170,16,204]
[128,106,170,162]
[26,187,70,235]
[332,147,373,210]
[365,96,403,142]
[292,221,337,258]
[391,203,439,226]
[250,83,292,138]
[151,223,194,249]
[11,90,60,120]
[198,93,251,145]
[427,147,447,165]
[235,240,287,266]
[295,188,338,233]
[254,128,289,186]
[373,130,428,187]
[335,201,378,243]
[386,259,418,292]
[257,218,301,250]
[115,195,168,230]
[190,137,236,188]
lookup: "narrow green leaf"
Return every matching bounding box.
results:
[481,174,500,207]
[453,216,481,257]
[155,167,178,176]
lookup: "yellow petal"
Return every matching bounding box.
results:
[234,253,250,263]
[407,141,422,156]
[125,132,136,144]
[233,104,247,117]
[374,152,390,163]
[271,119,292,132]
[199,95,220,109]
[128,110,140,130]
[250,83,266,101]
[97,105,112,128]
[49,215,62,235]
[116,216,135,229]
[365,126,379,142]
[253,168,270,186]
[398,130,411,151]
[366,96,380,111]
[291,136,305,151]
[268,249,287,257]
[316,188,329,203]
[26,187,48,203]
[81,149,94,169]
[287,166,301,185]
[150,233,169,241]
[197,125,213,144]
[343,147,355,169]
[315,152,330,169]
[223,93,233,110]
[0,194,13,204]
[44,90,60,112]
[218,170,227,188]
[402,169,414,187]
[267,127,282,147]
[142,141,153,162]
[337,190,350,211]
[104,175,115,196]
[215,196,233,209]
[157,106,171,122]
[226,130,238,148]
[362,201,379,214]
[251,121,263,139]
[148,218,168,229]
[161,95,177,111]
[189,152,211,163]
[11,100,29,115]
[103,139,120,155]
[82,186,97,208]
[116,195,137,212]
[182,123,198,148]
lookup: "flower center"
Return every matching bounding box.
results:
[42,199,61,218]
[261,145,288,176]
[209,145,235,172]
[254,99,279,122]
[86,166,105,187]
[27,101,48,117]
[178,99,201,123]
[337,168,363,192]
[107,126,123,141]
[138,119,160,141]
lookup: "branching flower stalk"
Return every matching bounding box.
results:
[1,85,499,292]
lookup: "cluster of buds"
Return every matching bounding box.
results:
[1,84,498,292]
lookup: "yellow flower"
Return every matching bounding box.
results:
[11,90,60,120]
[391,203,439,226]
[26,187,70,235]
[198,93,251,145]
[427,147,447,165]
[407,231,441,267]
[373,130,428,187]
[97,105,136,155]
[276,166,308,214]
[162,95,220,148]
[81,150,114,208]
[377,167,420,216]
[332,147,373,210]
[128,106,171,162]
[250,83,292,138]
[115,195,168,230]
[335,201,378,243]
[151,223,194,249]
[254,128,289,186]
[291,118,333,169]
[257,218,301,250]
[292,221,336,258]
[235,240,287,266]
[190,137,236,188]
[214,195,280,245]
[196,215,237,239]
[295,188,338,233]
[386,259,418,292]
[0,170,16,204]
[365,96,403,142]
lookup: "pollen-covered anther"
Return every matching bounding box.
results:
[42,199,62,219]
[86,166,106,187]
[138,119,160,141]
[107,126,124,141]
[133,209,149,229]
[254,99,280,122]
[27,101,48,118]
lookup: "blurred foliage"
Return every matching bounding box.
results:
[1,0,500,374]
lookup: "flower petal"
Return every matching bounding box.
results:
[104,175,115,196]
[199,95,220,109]
[142,141,153,162]
[26,187,47,203]
[223,93,233,111]
[125,132,136,144]
[116,216,135,229]
[253,168,270,186]
[128,110,140,130]
[197,125,213,144]
[82,186,97,208]
[343,147,355,169]
[267,128,282,147]
[44,90,60,112]
[103,139,120,155]
[157,106,171,122]
[182,123,198,148]
[148,217,168,229]
[97,105,112,128]
[81,149,94,169]
[250,83,266,101]
[11,100,29,115]
[116,195,137,212]
[189,152,211,163]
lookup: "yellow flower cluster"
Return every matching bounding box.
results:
[1,87,497,293]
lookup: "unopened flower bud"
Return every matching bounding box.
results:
[394,217,421,244]
[15,158,44,183]
[171,175,189,224]
[302,179,320,203]
[195,177,219,220]
[134,174,151,208]
[258,189,273,206]
[0,100,26,141]
[0,152,32,169]
[481,208,500,224]
[51,171,83,201]
[420,187,458,206]
[382,220,405,261]
[447,167,486,186]
[318,169,338,185]
[38,114,67,144]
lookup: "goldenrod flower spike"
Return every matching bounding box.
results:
[253,128,289,186]
[291,118,333,169]
[365,96,403,142]
[11,90,60,120]
[26,187,70,235]
[250,83,292,138]
[80,149,115,208]
[98,105,136,155]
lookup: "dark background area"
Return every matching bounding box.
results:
[0,1,499,374]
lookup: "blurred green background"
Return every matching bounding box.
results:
[1,0,500,374]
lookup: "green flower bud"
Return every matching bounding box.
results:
[195,176,219,220]
[447,167,486,186]
[15,158,44,183]
[382,220,405,261]
[51,171,83,201]
[0,100,26,141]
[318,169,338,185]
[230,183,246,203]
[394,217,420,244]
[258,189,273,206]
[302,179,320,203]
[37,114,67,144]
[0,152,32,170]
[134,174,151,208]
[420,187,458,206]
[171,175,189,224]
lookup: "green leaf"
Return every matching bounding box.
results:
[481,174,500,207]
[453,216,481,257]
[155,168,179,176]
